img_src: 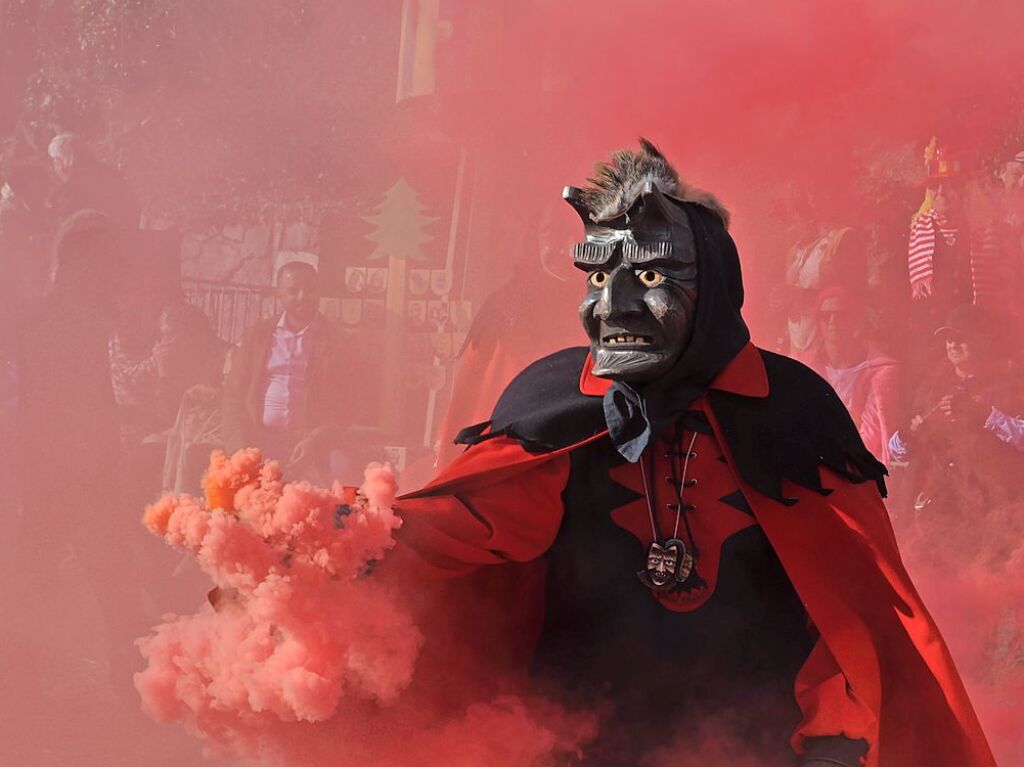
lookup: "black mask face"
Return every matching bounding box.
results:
[572,188,698,383]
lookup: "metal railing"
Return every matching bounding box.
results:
[181,279,278,344]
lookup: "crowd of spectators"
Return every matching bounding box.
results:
[3,131,1023,614]
[771,142,1024,565]
[1,133,362,511]
[0,134,359,689]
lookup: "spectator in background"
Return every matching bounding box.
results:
[432,203,582,470]
[908,178,974,306]
[996,149,1024,193]
[987,149,1024,329]
[906,142,1000,364]
[998,146,1024,193]
[15,210,143,686]
[107,250,180,441]
[0,163,52,321]
[109,307,162,451]
[887,304,1024,562]
[222,262,352,482]
[993,148,1024,258]
[111,300,230,499]
[151,302,231,495]
[47,132,140,230]
[152,302,230,424]
[772,225,866,365]
[810,287,900,464]
[19,210,121,484]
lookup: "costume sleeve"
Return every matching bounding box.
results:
[792,632,877,766]
[984,405,1024,451]
[393,452,572,578]
[859,365,900,464]
[907,214,936,289]
[887,429,909,463]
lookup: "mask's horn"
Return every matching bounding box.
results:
[562,186,592,227]
[638,180,690,228]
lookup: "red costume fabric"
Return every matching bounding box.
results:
[396,344,995,767]
[434,275,582,467]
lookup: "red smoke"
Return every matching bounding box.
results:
[135,451,596,766]
[5,1,1024,765]
[904,517,1024,766]
[135,451,1024,766]
[136,455,418,725]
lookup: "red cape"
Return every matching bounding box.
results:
[403,345,995,767]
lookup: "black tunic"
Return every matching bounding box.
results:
[532,437,813,765]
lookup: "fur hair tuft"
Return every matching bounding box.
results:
[579,138,730,228]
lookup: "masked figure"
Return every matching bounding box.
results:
[391,141,994,767]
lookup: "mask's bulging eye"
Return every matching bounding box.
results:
[588,271,610,288]
[637,269,666,288]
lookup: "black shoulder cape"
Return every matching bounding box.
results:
[457,345,887,505]
[456,200,885,504]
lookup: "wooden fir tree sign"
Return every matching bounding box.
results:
[363,178,437,433]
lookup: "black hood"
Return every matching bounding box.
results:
[458,200,749,459]
[601,201,750,461]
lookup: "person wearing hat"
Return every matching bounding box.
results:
[907,141,977,312]
[996,149,1024,192]
[888,304,1024,553]
[773,225,867,366]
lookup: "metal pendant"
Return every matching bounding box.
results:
[637,538,695,591]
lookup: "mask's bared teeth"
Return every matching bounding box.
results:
[603,334,655,346]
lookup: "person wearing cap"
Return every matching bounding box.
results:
[888,304,1024,556]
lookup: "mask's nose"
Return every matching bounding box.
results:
[594,265,646,321]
